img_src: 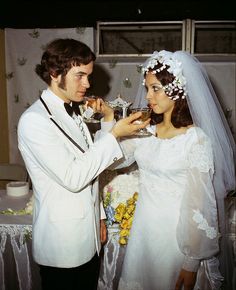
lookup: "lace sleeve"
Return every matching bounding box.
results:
[176,131,220,271]
[187,134,214,173]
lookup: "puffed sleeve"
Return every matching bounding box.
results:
[176,128,220,272]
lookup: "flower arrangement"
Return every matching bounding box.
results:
[102,170,139,245]
[0,195,34,215]
[103,188,138,246]
[114,192,138,245]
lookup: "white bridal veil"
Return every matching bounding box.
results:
[133,50,235,286]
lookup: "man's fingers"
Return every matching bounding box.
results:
[142,118,151,127]
[127,111,142,122]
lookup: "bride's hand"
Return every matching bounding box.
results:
[175,269,197,290]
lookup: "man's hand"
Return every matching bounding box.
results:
[175,269,197,290]
[100,219,107,245]
[92,98,114,122]
[110,112,150,138]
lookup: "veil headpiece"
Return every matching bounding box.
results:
[142,50,187,100]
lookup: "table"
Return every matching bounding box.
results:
[0,190,41,290]
[0,190,125,290]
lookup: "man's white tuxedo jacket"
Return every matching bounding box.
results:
[17,88,123,267]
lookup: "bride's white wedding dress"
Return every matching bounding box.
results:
[117,126,223,290]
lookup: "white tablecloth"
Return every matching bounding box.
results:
[0,190,41,290]
[98,224,126,290]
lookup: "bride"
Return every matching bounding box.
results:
[96,50,235,290]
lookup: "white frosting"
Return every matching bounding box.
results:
[6,181,29,197]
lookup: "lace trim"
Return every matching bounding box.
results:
[192,210,217,239]
[0,224,32,236]
[0,224,32,252]
[188,140,214,173]
[118,278,143,290]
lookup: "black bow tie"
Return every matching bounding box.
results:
[64,102,81,117]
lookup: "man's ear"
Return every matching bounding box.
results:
[50,73,61,83]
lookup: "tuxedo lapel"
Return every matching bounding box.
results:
[55,112,89,152]
[41,89,92,153]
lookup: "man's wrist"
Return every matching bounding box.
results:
[103,114,114,122]
[100,119,115,132]
[110,128,119,139]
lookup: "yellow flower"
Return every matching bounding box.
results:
[120,229,130,237]
[119,237,127,245]
[113,192,139,245]
[116,203,126,214]
[103,190,138,246]
[123,212,131,219]
[126,204,135,214]
[120,219,129,229]
[133,192,138,201]
[114,213,123,223]
[127,197,135,205]
[126,216,133,229]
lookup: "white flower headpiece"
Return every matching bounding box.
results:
[142,50,187,100]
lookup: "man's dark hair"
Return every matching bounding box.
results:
[35,38,96,85]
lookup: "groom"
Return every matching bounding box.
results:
[17,38,147,290]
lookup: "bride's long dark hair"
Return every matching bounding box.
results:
[147,63,193,128]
